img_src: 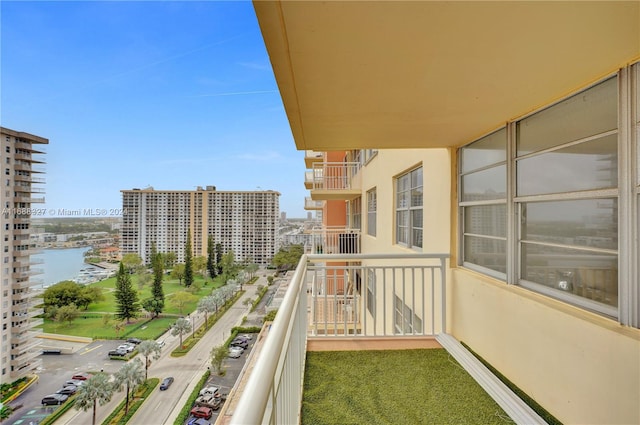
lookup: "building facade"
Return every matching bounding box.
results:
[121,186,280,265]
[253,2,640,424]
[0,127,47,384]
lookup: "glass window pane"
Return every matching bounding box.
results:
[397,191,408,209]
[411,186,423,207]
[522,199,617,250]
[521,243,617,307]
[517,77,618,156]
[464,205,507,237]
[463,236,507,273]
[461,128,507,173]
[461,165,506,202]
[411,167,423,188]
[517,134,618,196]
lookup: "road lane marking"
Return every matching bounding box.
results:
[79,344,103,355]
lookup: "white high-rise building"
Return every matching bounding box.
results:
[0,127,47,384]
[121,186,280,265]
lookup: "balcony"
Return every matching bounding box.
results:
[10,357,42,381]
[10,338,41,356]
[304,197,324,211]
[229,253,546,425]
[12,268,44,279]
[13,174,46,184]
[304,150,324,168]
[303,227,361,255]
[307,162,362,200]
[15,140,47,153]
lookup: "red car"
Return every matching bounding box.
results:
[190,406,213,419]
[71,372,93,381]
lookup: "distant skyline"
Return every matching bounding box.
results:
[1,1,309,218]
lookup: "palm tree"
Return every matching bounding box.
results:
[74,373,114,425]
[171,317,192,348]
[113,358,145,415]
[138,340,162,380]
[197,296,216,330]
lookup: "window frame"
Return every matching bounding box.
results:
[457,66,640,327]
[395,166,423,249]
[366,188,377,237]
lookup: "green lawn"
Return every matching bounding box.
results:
[302,349,511,425]
[43,274,227,339]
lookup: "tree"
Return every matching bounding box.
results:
[170,263,185,285]
[245,262,259,279]
[56,304,79,327]
[102,313,112,327]
[136,270,152,289]
[170,291,196,316]
[162,251,177,270]
[220,250,238,283]
[114,321,125,338]
[267,275,274,285]
[171,317,192,347]
[44,280,102,311]
[193,256,207,277]
[263,309,278,323]
[211,345,229,375]
[272,244,304,270]
[197,296,216,330]
[215,243,223,275]
[141,298,164,318]
[114,262,141,323]
[113,358,145,415]
[121,253,142,274]
[74,372,114,425]
[138,340,162,380]
[206,235,217,278]
[184,230,194,287]
[150,244,165,317]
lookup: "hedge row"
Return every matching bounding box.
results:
[101,378,159,425]
[172,369,211,425]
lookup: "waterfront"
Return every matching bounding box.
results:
[33,247,97,287]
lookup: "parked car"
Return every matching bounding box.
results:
[237,334,253,341]
[127,337,142,345]
[187,418,211,425]
[228,346,243,358]
[189,406,213,419]
[42,394,69,405]
[160,377,174,390]
[117,343,135,353]
[64,379,85,387]
[230,338,248,349]
[157,339,166,348]
[195,394,222,410]
[56,385,78,395]
[199,386,220,397]
[71,372,92,381]
[108,348,128,357]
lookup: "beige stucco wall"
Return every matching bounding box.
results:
[450,268,640,425]
[358,149,451,254]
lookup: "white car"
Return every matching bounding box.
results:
[228,346,243,358]
[117,343,135,353]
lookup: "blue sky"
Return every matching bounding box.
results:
[1,1,307,218]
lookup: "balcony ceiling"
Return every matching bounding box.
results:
[253,1,639,151]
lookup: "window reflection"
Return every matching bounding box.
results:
[522,199,617,250]
[521,243,617,307]
[517,134,617,196]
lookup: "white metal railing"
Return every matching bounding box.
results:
[304,226,361,255]
[304,197,324,210]
[311,162,361,191]
[230,253,448,425]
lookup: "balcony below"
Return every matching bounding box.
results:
[303,227,360,255]
[304,197,324,210]
[307,162,362,200]
[304,150,323,168]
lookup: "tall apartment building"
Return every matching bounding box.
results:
[121,186,280,265]
[0,127,47,384]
